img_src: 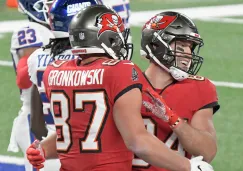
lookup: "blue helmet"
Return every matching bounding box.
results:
[49,0,102,38]
[18,0,53,25]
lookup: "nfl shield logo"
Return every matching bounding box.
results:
[79,32,85,40]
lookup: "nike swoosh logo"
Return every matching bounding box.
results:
[198,165,202,171]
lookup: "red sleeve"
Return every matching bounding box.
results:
[43,65,52,101]
[198,78,220,114]
[16,55,32,89]
[107,60,143,104]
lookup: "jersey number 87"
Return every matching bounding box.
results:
[50,89,109,153]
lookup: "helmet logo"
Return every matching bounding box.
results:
[79,32,85,40]
[97,13,125,37]
[112,15,118,25]
[143,15,177,30]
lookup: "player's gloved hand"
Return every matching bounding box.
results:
[142,87,182,128]
[189,156,214,171]
[26,140,45,169]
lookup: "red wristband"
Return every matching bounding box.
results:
[168,111,182,129]
[170,117,182,129]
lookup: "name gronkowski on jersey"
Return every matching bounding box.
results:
[132,74,220,171]
[28,48,76,130]
[43,58,143,171]
[10,22,54,109]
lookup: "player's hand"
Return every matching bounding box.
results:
[190,156,214,171]
[26,140,45,169]
[142,87,181,128]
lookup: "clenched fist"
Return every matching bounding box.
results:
[26,140,45,169]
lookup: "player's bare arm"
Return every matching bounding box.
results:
[113,88,191,171]
[17,47,39,58]
[143,85,218,163]
[144,86,218,163]
[40,132,58,159]
[173,108,217,162]
[30,84,48,140]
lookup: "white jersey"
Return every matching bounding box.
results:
[10,22,54,112]
[28,48,75,130]
[101,0,131,28]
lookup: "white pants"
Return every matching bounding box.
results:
[8,112,60,171]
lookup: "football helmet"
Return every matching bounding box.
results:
[49,0,102,38]
[18,0,53,25]
[141,11,204,81]
[69,5,133,60]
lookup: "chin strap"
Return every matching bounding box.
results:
[141,46,189,81]
[169,66,189,81]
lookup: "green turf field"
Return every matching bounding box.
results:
[0,0,243,170]
[130,0,243,11]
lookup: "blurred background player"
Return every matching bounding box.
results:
[101,0,132,42]
[27,5,214,171]
[8,0,54,170]
[27,0,102,170]
[132,11,220,170]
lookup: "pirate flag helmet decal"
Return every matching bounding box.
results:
[97,13,125,37]
[143,15,177,30]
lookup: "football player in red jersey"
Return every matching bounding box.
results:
[132,11,220,171]
[26,6,215,171]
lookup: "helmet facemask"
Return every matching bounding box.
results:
[145,30,204,80]
[164,31,204,75]
[123,28,133,60]
[102,28,133,60]
[33,0,53,25]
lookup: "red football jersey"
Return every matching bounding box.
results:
[132,74,220,171]
[43,58,143,171]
